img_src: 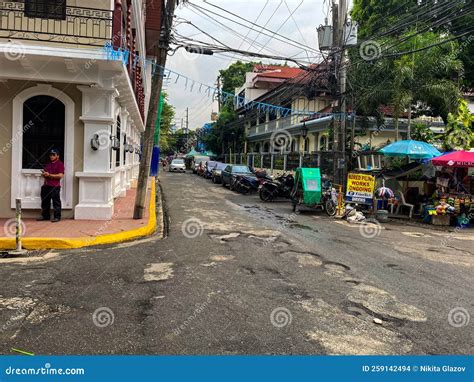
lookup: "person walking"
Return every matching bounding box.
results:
[37,149,65,222]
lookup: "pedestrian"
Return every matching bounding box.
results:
[37,149,64,222]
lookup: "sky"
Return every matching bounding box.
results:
[167,0,352,131]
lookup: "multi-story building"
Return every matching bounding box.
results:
[0,0,161,220]
[228,64,444,174]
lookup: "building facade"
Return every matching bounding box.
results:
[0,0,160,220]
[227,64,445,174]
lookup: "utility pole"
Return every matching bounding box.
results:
[134,0,177,219]
[216,75,221,113]
[339,0,348,189]
[185,107,189,144]
[331,0,348,188]
[331,0,339,184]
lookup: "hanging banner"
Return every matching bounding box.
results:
[345,173,376,204]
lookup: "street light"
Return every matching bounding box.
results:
[301,122,308,139]
[301,122,309,154]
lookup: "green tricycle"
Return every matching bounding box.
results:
[290,167,337,216]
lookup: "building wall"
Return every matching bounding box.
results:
[0,80,83,219]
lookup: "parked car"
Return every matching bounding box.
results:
[203,161,220,179]
[168,158,186,173]
[221,165,254,187]
[211,163,228,184]
[192,156,210,173]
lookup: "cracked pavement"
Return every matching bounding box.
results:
[0,170,472,355]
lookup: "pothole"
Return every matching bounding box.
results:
[347,284,427,322]
[209,232,241,243]
[280,251,322,267]
[210,255,234,262]
[144,263,174,281]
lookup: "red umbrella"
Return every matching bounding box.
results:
[431,151,474,167]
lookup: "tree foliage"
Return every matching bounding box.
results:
[349,0,468,142]
[444,99,474,150]
[158,92,176,153]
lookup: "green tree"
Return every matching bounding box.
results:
[444,99,474,150]
[219,61,257,94]
[158,92,176,153]
[349,4,465,140]
[201,61,258,155]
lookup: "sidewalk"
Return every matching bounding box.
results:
[0,179,158,250]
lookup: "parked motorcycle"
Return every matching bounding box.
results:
[259,174,294,202]
[230,174,259,194]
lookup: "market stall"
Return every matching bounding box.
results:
[427,151,474,227]
[377,140,442,220]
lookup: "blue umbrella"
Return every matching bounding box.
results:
[379,140,441,159]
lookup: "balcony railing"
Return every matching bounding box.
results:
[248,116,293,137]
[0,1,112,47]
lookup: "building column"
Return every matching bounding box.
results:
[74,86,119,220]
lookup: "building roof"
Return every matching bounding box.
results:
[253,65,305,80]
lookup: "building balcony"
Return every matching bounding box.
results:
[0,1,112,47]
[247,116,293,137]
[0,0,145,120]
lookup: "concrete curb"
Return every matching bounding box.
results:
[0,179,159,250]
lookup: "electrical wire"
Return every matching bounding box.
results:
[186,1,321,55]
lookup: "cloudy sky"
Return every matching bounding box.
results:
[167,0,352,130]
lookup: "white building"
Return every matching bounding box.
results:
[0,0,161,220]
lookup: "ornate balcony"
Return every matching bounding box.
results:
[0,0,145,120]
[0,1,112,47]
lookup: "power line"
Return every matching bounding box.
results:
[186,1,321,55]
[256,0,305,54]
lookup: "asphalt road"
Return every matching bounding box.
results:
[0,170,472,355]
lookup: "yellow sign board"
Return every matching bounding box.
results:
[345,173,376,204]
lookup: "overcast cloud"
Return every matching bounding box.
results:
[167,0,352,131]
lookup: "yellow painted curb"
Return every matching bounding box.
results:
[0,180,157,250]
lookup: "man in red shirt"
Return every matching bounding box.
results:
[37,149,65,222]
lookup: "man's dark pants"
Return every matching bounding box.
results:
[40,185,61,219]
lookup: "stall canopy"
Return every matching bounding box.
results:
[202,151,216,157]
[379,140,441,159]
[431,150,474,167]
[185,149,199,157]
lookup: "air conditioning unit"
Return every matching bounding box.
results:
[317,25,333,51]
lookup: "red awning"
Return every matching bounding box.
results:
[431,151,474,167]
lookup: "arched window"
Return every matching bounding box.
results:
[291,139,297,153]
[320,135,327,151]
[255,143,260,153]
[263,142,270,153]
[22,95,65,169]
[304,138,310,153]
